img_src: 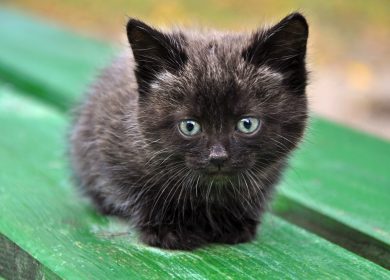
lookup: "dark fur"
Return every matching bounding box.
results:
[70,13,309,250]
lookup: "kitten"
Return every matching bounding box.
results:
[70,12,309,250]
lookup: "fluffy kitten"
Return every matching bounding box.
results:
[70,12,309,250]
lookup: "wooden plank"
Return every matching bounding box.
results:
[0,235,60,280]
[275,119,390,246]
[0,8,389,265]
[0,8,115,110]
[1,84,389,279]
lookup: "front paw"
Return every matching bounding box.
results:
[140,226,206,250]
[213,223,258,245]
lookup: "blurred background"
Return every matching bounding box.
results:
[3,0,390,139]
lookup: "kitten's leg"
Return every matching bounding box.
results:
[88,191,118,215]
[139,215,259,249]
[211,218,259,245]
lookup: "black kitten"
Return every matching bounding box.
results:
[70,13,309,250]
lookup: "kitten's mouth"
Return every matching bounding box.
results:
[204,170,235,181]
[190,165,239,181]
[206,171,231,176]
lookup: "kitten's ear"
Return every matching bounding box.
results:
[127,19,187,93]
[243,13,308,90]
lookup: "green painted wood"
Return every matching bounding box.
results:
[0,8,116,110]
[1,85,389,279]
[275,119,390,246]
[272,195,390,269]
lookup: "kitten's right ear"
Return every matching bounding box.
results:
[127,19,187,94]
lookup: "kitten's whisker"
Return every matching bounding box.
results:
[178,170,194,222]
[236,173,253,211]
[246,169,266,204]
[133,162,183,204]
[160,167,189,223]
[194,174,200,198]
[144,148,170,166]
[149,165,187,222]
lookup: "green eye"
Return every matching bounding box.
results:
[237,117,260,134]
[179,120,201,136]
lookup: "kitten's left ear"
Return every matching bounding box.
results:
[127,19,187,94]
[243,13,309,90]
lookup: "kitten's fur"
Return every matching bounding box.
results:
[70,13,309,250]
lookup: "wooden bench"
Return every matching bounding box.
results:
[0,8,389,279]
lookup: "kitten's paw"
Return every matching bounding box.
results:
[214,223,258,245]
[140,226,206,250]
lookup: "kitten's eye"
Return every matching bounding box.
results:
[178,120,201,136]
[236,117,260,134]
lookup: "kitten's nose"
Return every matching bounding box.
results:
[208,143,228,169]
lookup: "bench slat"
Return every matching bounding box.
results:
[0,9,115,110]
[1,84,389,279]
[277,119,390,245]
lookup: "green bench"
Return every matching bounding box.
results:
[0,9,389,279]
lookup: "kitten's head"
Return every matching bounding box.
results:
[127,13,308,184]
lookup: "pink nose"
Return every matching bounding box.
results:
[208,143,228,168]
